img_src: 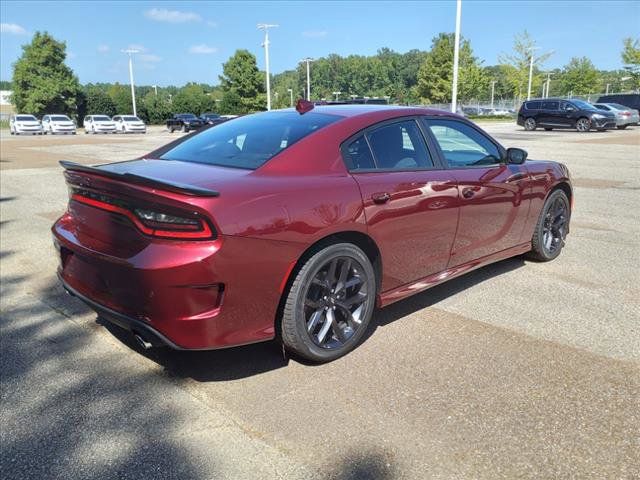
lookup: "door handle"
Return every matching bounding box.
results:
[371,192,391,204]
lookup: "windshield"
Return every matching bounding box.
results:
[177,114,197,119]
[571,100,597,111]
[123,116,140,121]
[16,115,36,121]
[51,115,71,121]
[161,111,341,170]
[92,115,111,121]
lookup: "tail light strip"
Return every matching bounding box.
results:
[70,192,214,239]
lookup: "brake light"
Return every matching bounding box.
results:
[70,189,214,240]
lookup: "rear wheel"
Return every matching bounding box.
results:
[616,125,627,130]
[576,117,591,132]
[529,189,570,262]
[281,243,376,362]
[181,124,187,133]
[524,117,536,131]
[544,127,553,131]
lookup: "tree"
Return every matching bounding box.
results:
[171,83,216,115]
[416,33,487,104]
[107,83,133,115]
[142,91,172,124]
[559,57,601,95]
[11,31,81,117]
[219,50,265,113]
[621,37,640,90]
[499,31,552,100]
[83,86,116,116]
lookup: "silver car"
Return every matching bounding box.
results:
[593,103,639,130]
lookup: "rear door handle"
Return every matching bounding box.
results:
[372,192,391,204]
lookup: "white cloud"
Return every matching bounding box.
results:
[206,20,218,28]
[144,8,201,23]
[302,30,328,38]
[97,44,110,53]
[188,44,218,54]
[139,53,162,63]
[1,23,27,35]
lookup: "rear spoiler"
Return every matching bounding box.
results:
[59,161,220,197]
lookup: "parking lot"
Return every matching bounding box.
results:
[1,123,639,479]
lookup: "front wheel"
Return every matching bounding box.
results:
[281,243,376,363]
[529,189,570,262]
[616,125,627,130]
[181,124,187,133]
[544,127,553,131]
[576,117,591,132]
[524,117,536,131]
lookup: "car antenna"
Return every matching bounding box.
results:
[296,98,314,115]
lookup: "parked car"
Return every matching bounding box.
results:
[517,98,616,132]
[593,103,639,129]
[9,114,43,135]
[166,113,205,133]
[53,104,572,362]
[83,115,116,134]
[42,114,76,135]
[113,115,147,134]
[596,94,640,116]
[200,112,221,124]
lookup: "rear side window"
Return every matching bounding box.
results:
[161,111,340,170]
[525,101,541,110]
[425,118,501,167]
[344,135,375,170]
[367,120,433,170]
[542,101,559,110]
[594,105,609,111]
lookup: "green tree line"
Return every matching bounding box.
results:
[9,31,640,122]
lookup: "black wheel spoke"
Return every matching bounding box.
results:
[335,259,351,292]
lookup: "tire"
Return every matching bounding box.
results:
[524,117,536,131]
[169,127,174,133]
[528,189,570,262]
[181,124,187,133]
[616,125,627,130]
[544,127,553,131]
[91,126,96,134]
[281,243,377,363]
[576,117,590,132]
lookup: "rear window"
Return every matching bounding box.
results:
[160,111,341,170]
[16,115,36,121]
[525,101,541,110]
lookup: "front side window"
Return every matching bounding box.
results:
[425,118,501,167]
[161,111,340,170]
[366,120,433,170]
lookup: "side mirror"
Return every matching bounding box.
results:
[566,106,575,112]
[506,147,528,165]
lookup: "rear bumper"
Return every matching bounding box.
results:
[60,275,185,349]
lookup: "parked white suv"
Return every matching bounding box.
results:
[9,114,43,135]
[112,115,147,134]
[42,115,76,135]
[83,115,116,134]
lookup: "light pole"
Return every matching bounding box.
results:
[332,91,341,101]
[152,85,158,96]
[122,49,139,116]
[605,83,610,95]
[301,57,313,100]
[287,88,293,107]
[490,80,496,110]
[526,46,540,101]
[258,23,278,111]
[451,0,462,113]
[544,72,552,98]
[620,76,632,92]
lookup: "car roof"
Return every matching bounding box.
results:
[279,104,464,120]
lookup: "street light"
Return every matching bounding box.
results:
[490,80,496,110]
[287,88,293,107]
[332,91,341,101]
[451,0,462,113]
[152,85,158,96]
[301,57,313,100]
[122,48,139,116]
[258,23,279,111]
[526,46,540,101]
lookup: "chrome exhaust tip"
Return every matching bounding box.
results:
[133,333,153,350]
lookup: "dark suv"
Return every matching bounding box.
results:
[517,98,616,132]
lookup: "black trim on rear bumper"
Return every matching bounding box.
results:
[59,276,185,350]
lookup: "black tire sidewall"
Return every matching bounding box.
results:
[282,243,376,362]
[531,190,570,261]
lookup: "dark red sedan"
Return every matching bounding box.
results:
[53,104,572,362]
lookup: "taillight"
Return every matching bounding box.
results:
[70,188,214,240]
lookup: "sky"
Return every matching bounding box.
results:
[1,0,638,87]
